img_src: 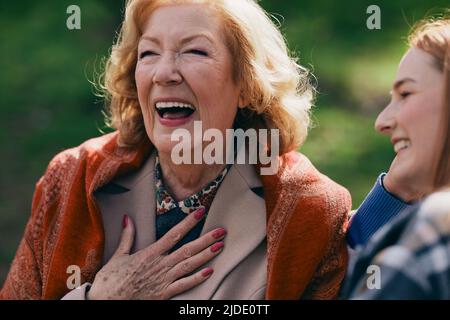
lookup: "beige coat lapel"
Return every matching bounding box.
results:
[96,152,157,264]
[173,162,266,300]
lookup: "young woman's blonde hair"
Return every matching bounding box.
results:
[102,0,314,154]
[408,18,450,188]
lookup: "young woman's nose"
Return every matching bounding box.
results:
[374,102,396,135]
[152,54,182,86]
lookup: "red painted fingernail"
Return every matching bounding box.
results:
[202,268,214,277]
[194,208,206,220]
[212,228,227,239]
[122,215,129,228]
[211,241,224,253]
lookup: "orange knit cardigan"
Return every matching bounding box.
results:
[0,132,350,300]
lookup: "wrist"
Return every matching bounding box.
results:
[86,285,95,300]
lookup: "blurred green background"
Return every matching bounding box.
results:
[1,0,448,285]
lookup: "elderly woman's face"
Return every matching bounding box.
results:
[135,4,242,156]
[375,48,445,189]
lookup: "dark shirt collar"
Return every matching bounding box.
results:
[154,155,230,215]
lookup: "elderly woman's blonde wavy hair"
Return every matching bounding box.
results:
[102,0,314,154]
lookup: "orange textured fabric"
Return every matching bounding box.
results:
[0,132,350,300]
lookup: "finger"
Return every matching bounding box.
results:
[167,241,224,281]
[165,267,214,298]
[167,227,227,267]
[153,207,207,255]
[113,214,136,257]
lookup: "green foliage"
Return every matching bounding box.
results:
[301,105,393,206]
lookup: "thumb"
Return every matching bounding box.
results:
[113,214,135,256]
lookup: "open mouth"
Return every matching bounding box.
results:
[155,102,196,120]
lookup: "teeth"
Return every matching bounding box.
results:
[155,102,195,110]
[394,139,411,153]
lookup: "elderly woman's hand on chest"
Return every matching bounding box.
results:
[87,208,226,300]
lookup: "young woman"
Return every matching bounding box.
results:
[343,18,450,299]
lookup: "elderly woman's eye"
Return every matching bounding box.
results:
[186,49,208,56]
[139,51,156,59]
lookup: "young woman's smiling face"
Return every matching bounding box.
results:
[135,4,243,156]
[375,48,445,194]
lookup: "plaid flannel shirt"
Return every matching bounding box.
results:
[341,190,450,299]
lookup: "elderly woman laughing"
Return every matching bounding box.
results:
[1,0,350,300]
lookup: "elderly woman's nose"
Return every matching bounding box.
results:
[152,55,183,86]
[374,103,396,135]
